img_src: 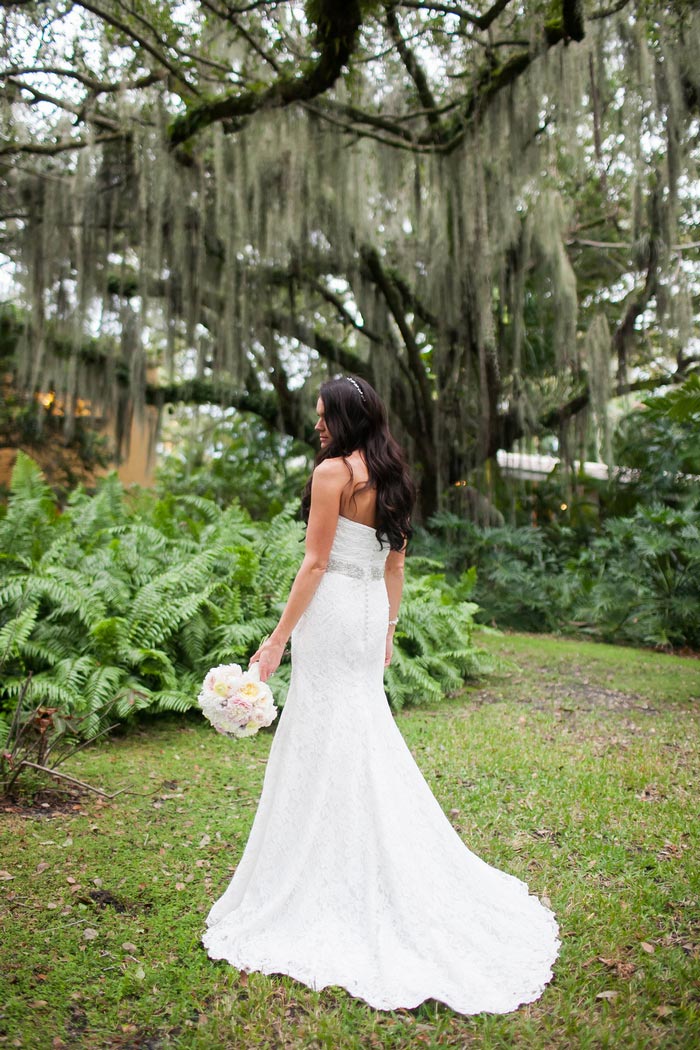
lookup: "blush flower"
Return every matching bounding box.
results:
[198,663,277,739]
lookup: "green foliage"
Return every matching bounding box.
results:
[0,455,488,735]
[155,407,312,521]
[415,513,573,633]
[607,384,700,512]
[0,454,304,733]
[574,504,700,649]
[385,561,491,709]
[418,503,700,650]
[0,676,116,799]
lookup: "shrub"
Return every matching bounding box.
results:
[0,455,489,734]
[416,506,700,650]
[573,504,700,648]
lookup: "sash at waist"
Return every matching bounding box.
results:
[326,555,385,582]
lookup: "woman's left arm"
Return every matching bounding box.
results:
[250,460,345,681]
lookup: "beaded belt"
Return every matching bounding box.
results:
[326,555,385,582]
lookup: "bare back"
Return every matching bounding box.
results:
[338,451,377,528]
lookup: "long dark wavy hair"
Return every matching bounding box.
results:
[301,375,416,551]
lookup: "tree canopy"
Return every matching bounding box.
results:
[1,0,698,515]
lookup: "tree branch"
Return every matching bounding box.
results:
[385,6,444,141]
[5,77,121,132]
[492,366,696,459]
[0,66,165,94]
[307,279,382,342]
[360,245,433,433]
[145,375,288,429]
[0,132,127,158]
[266,310,374,382]
[71,1,199,95]
[398,1,513,31]
[168,0,363,147]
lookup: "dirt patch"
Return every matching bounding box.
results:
[1,786,86,817]
[471,681,658,714]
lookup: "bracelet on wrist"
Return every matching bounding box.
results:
[388,617,399,626]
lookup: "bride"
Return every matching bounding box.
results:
[202,375,559,1014]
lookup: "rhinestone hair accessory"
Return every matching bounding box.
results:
[345,376,366,402]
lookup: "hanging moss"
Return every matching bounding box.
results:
[0,3,697,502]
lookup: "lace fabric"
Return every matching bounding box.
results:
[202,516,560,1014]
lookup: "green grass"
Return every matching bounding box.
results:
[2,632,699,1049]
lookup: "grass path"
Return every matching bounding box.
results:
[1,633,699,1049]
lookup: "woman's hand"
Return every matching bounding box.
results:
[249,637,286,683]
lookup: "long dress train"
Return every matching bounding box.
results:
[202,515,560,1014]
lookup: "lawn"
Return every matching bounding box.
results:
[1,632,699,1049]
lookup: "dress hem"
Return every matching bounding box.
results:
[201,928,561,1017]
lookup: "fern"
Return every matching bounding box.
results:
[0,456,493,733]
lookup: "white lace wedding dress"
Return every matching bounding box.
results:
[203,515,560,1013]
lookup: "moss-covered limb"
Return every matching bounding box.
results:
[306,279,382,342]
[74,1,197,95]
[266,310,374,383]
[0,130,126,158]
[168,0,363,147]
[3,76,121,132]
[0,309,131,384]
[589,0,632,20]
[612,185,663,384]
[399,0,513,32]
[359,246,434,431]
[304,98,417,143]
[544,0,586,44]
[562,0,585,41]
[490,367,698,459]
[425,5,591,152]
[0,64,165,96]
[385,6,444,141]
[144,375,289,426]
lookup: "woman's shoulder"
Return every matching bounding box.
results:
[314,454,366,477]
[312,457,352,487]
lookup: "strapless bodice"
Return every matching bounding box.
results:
[327,516,390,577]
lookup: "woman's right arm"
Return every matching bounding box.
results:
[249,460,346,681]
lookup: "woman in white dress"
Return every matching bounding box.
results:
[202,375,560,1014]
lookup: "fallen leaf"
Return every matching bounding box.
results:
[640,942,655,954]
[175,882,186,891]
[198,834,211,848]
[83,928,99,941]
[598,957,636,979]
[0,870,15,880]
[655,1005,673,1017]
[596,990,618,1001]
[121,942,138,954]
[35,862,50,875]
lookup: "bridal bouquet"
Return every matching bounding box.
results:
[197,662,277,739]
